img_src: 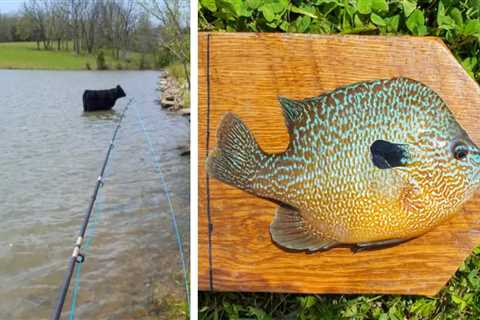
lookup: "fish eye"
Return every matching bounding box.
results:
[452,142,469,160]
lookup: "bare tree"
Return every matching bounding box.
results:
[21,0,47,49]
[68,0,85,54]
[98,0,137,59]
[13,0,158,70]
[44,0,69,50]
[116,0,137,59]
[140,0,190,87]
[81,0,101,54]
[0,14,20,42]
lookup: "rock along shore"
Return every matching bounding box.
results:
[157,70,190,156]
[157,70,190,118]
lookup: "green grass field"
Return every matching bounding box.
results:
[0,41,155,70]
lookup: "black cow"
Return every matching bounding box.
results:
[82,85,126,112]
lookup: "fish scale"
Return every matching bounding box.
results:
[207,77,480,251]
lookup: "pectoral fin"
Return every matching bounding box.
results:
[270,205,338,251]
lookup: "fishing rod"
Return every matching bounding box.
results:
[51,98,133,320]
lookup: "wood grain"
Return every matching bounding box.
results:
[198,32,480,296]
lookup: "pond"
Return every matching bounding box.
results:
[0,70,189,319]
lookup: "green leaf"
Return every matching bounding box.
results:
[387,15,400,32]
[464,19,480,36]
[279,20,289,31]
[223,302,240,318]
[246,22,258,31]
[462,56,478,78]
[342,11,353,31]
[437,1,446,17]
[450,8,463,27]
[344,0,357,17]
[266,20,280,28]
[467,269,480,288]
[418,25,427,35]
[438,14,456,30]
[260,4,276,22]
[226,0,251,17]
[290,5,318,19]
[343,303,358,317]
[246,0,262,10]
[388,303,404,320]
[295,16,312,32]
[316,0,341,4]
[402,0,417,17]
[378,314,389,320]
[473,0,480,14]
[437,2,456,30]
[271,0,289,13]
[354,14,364,27]
[300,296,317,309]
[357,0,372,15]
[247,306,272,320]
[452,294,468,311]
[410,298,437,317]
[371,0,388,12]
[200,0,217,12]
[371,12,386,26]
[406,9,427,35]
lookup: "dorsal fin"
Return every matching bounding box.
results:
[277,97,305,134]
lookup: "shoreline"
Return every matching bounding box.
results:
[157,70,190,117]
[157,69,190,157]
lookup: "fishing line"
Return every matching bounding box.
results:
[67,135,116,320]
[51,98,133,320]
[205,33,214,291]
[131,103,190,308]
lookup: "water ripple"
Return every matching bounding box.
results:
[0,70,189,319]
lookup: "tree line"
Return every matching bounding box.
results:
[0,0,189,75]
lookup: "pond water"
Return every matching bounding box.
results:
[0,70,189,319]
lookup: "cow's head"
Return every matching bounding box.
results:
[116,85,126,98]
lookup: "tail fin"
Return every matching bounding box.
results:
[206,113,263,192]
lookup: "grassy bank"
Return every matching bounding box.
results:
[166,62,190,109]
[0,41,156,70]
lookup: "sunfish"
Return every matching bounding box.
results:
[207,77,480,251]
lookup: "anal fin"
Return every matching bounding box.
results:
[270,205,338,252]
[352,238,410,253]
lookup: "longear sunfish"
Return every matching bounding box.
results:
[207,77,480,251]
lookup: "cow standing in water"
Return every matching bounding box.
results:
[83,85,126,112]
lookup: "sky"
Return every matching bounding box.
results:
[0,0,23,14]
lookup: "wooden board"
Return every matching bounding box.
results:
[198,32,480,296]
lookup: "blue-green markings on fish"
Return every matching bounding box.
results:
[207,77,480,252]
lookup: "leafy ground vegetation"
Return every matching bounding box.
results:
[199,0,480,81]
[199,1,480,319]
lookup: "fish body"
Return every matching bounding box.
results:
[207,77,480,251]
